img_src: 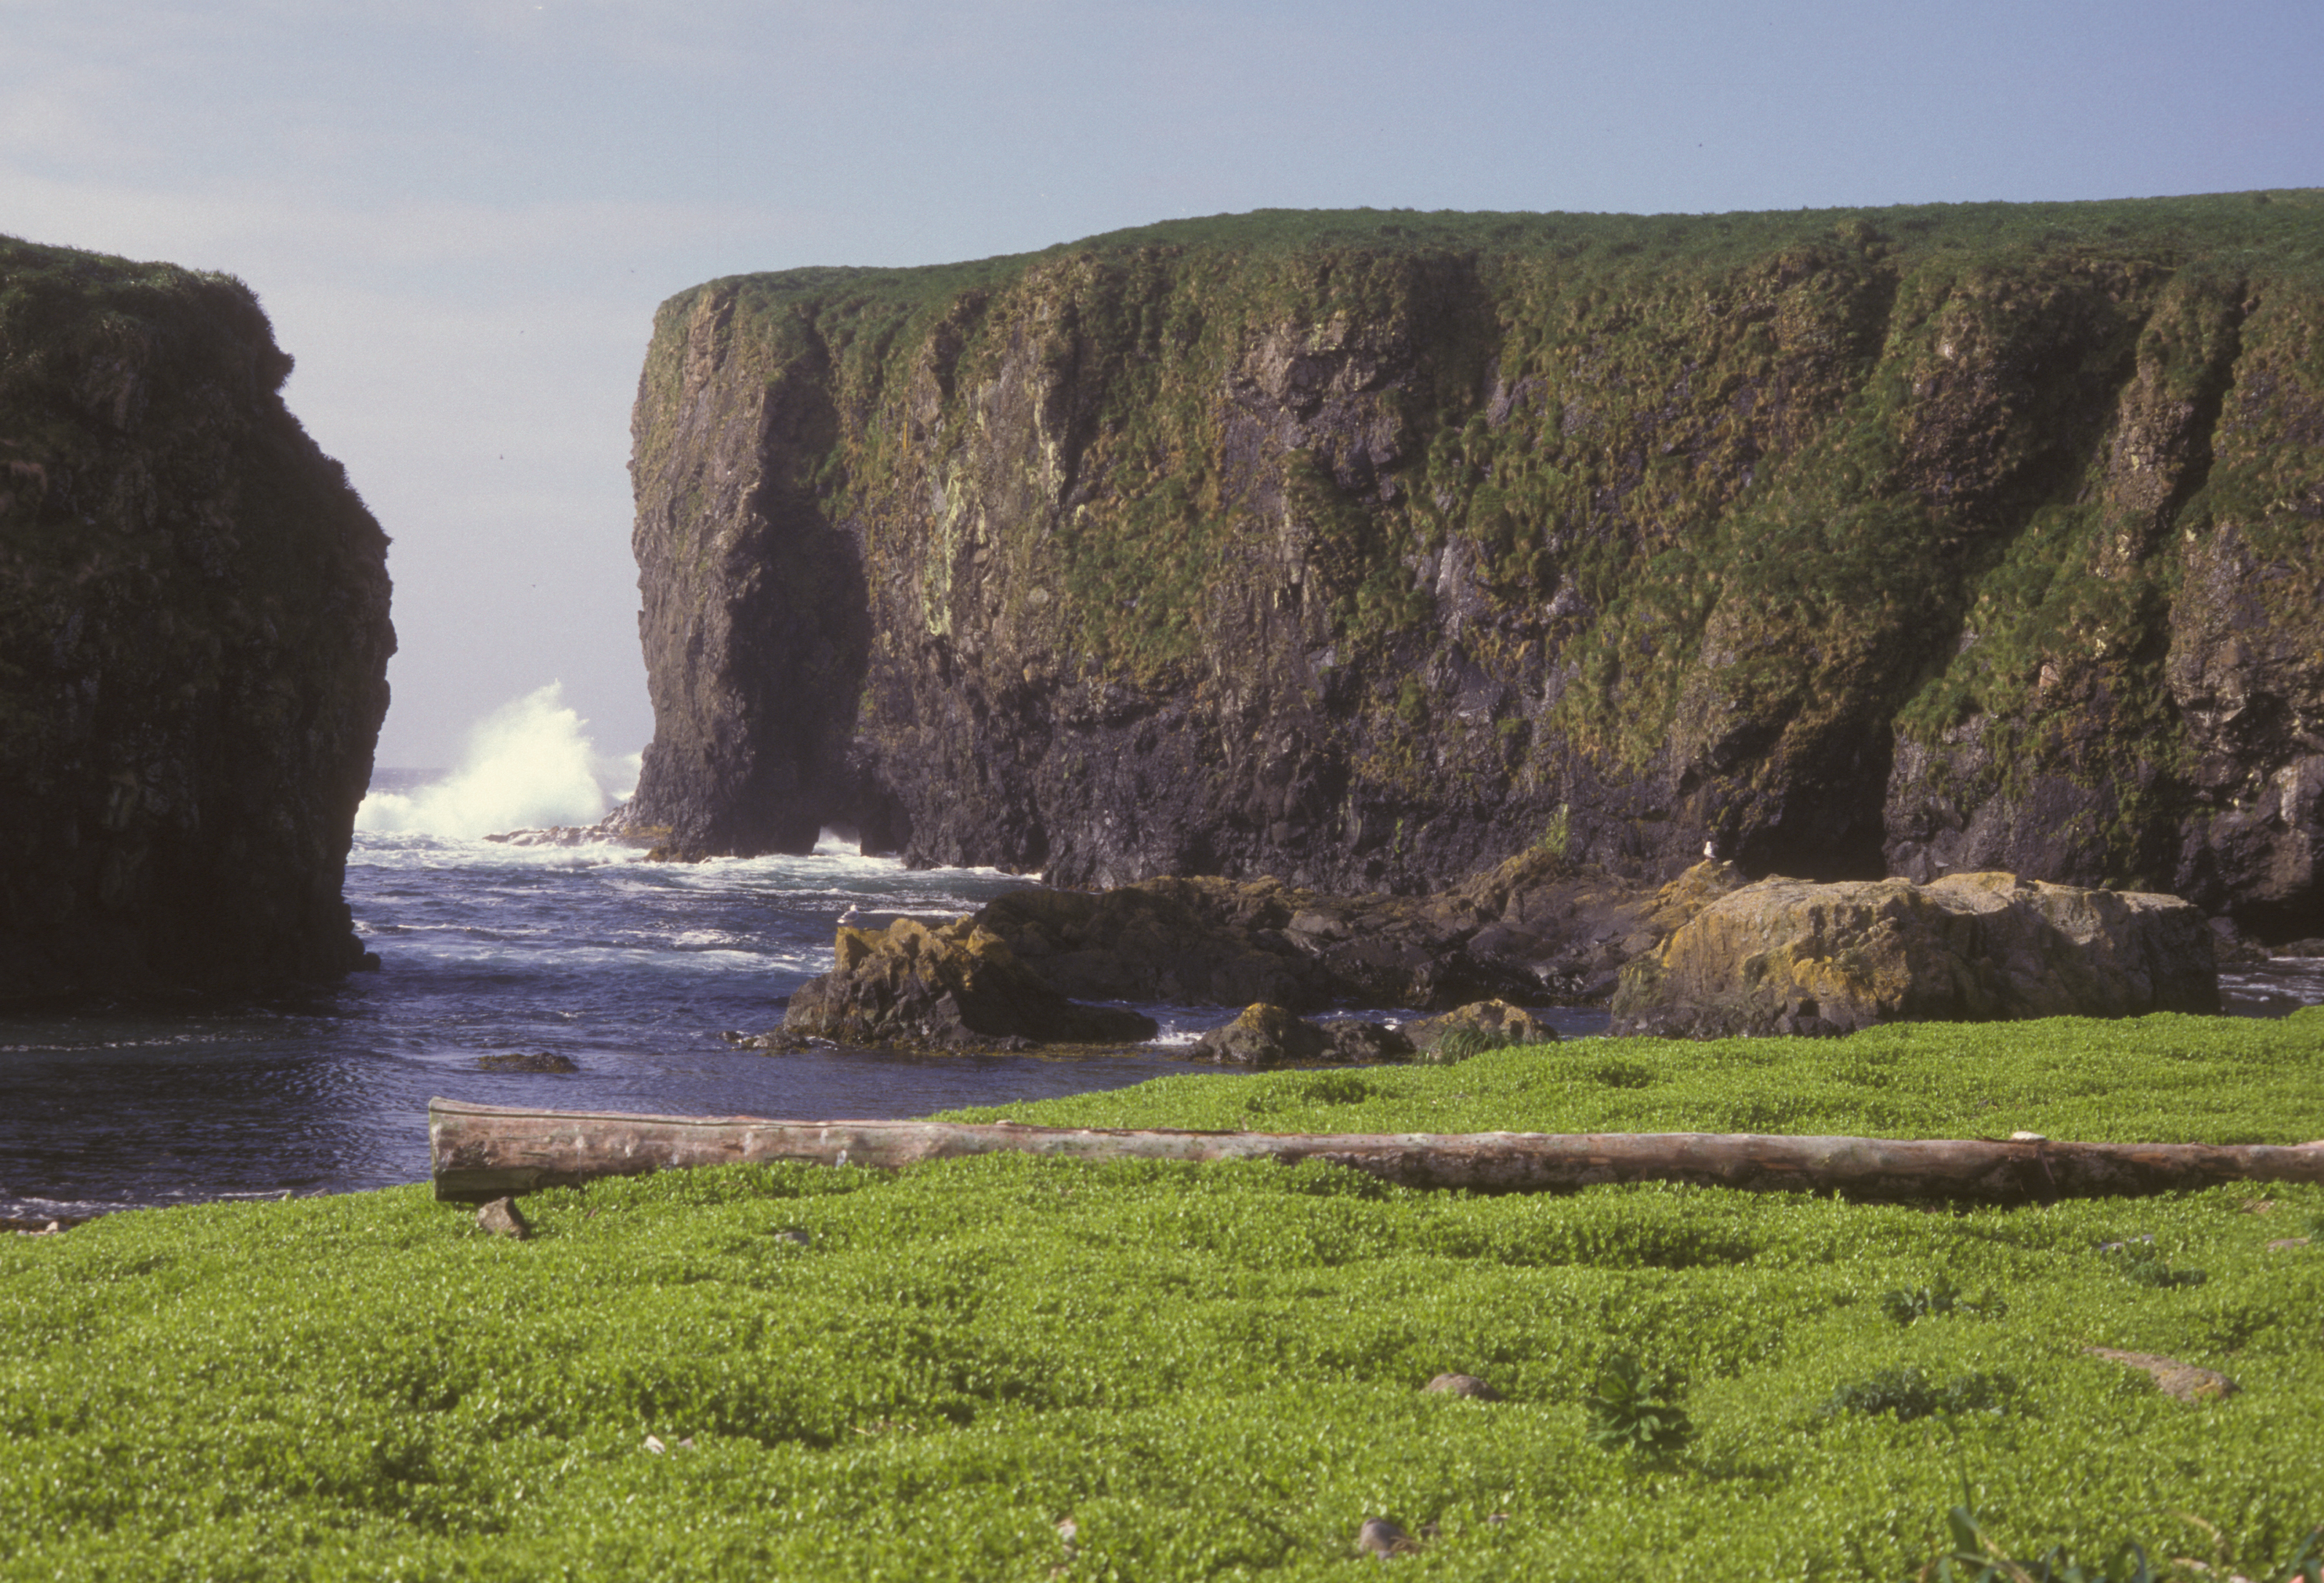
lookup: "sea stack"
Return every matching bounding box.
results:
[0,236,394,1001]
[624,197,2321,939]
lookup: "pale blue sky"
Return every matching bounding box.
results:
[3,0,2318,767]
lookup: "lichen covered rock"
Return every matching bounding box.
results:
[783,916,1158,1048]
[0,237,393,1001]
[1405,999,1558,1059]
[1610,871,2218,1038]
[1189,1003,1327,1066]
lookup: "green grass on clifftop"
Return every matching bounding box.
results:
[3,1013,2321,1581]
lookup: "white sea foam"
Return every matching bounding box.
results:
[358,685,639,839]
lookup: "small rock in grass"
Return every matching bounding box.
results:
[476,1196,530,1239]
[1357,1516,1417,1558]
[2267,1238,2312,1252]
[2009,1131,2046,1142]
[2084,1347,2237,1403]
[773,1228,810,1246]
[1423,1372,1501,1400]
[644,1434,665,1454]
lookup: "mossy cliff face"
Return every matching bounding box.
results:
[0,238,394,1001]
[630,196,2323,932]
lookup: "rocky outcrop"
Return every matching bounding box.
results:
[783,916,1158,1048]
[0,238,394,1001]
[1188,1004,1415,1066]
[1403,999,1559,1058]
[976,855,1743,1011]
[975,874,1544,1011]
[628,197,2324,939]
[1609,871,2218,1039]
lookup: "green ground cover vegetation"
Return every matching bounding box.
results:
[4,1011,2321,1579]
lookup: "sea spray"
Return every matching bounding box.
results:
[358,684,639,838]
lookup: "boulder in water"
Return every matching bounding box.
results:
[1190,1004,1418,1066]
[784,916,1157,1049]
[1610,870,2218,1038]
[1405,999,1558,1060]
[1190,1003,1325,1066]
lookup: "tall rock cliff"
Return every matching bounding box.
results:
[0,238,394,1001]
[628,196,2324,937]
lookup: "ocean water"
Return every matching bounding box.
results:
[0,827,1210,1226]
[2,689,2315,1227]
[0,694,1604,1226]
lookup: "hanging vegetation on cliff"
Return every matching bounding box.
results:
[628,194,2322,936]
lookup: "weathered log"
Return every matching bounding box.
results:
[428,1098,2324,1204]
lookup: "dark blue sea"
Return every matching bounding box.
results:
[0,727,1610,1225]
[0,705,2312,1226]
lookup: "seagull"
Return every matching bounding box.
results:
[1703,840,1717,860]
[839,904,862,925]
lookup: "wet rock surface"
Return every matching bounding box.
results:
[0,238,394,1002]
[784,916,1159,1050]
[1611,870,2219,1039]
[1404,999,1559,1058]
[1187,1003,1416,1066]
[475,1052,582,1073]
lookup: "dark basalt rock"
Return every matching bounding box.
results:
[624,201,2323,939]
[978,855,1745,1012]
[784,915,1157,1049]
[1189,1003,1327,1066]
[1317,1018,1416,1062]
[476,1052,581,1073]
[1185,1003,1417,1066]
[1403,999,1559,1059]
[0,238,394,1002]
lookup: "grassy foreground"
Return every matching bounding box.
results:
[4,1014,2322,1581]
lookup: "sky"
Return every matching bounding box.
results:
[2,0,2319,772]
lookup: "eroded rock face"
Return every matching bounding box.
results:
[627,202,2322,937]
[975,874,1541,1012]
[782,916,1158,1048]
[0,239,393,1001]
[970,857,1744,1012]
[1609,871,2218,1039]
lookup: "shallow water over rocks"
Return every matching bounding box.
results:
[2,823,2310,1226]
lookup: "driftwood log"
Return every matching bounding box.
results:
[429,1097,2324,1204]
